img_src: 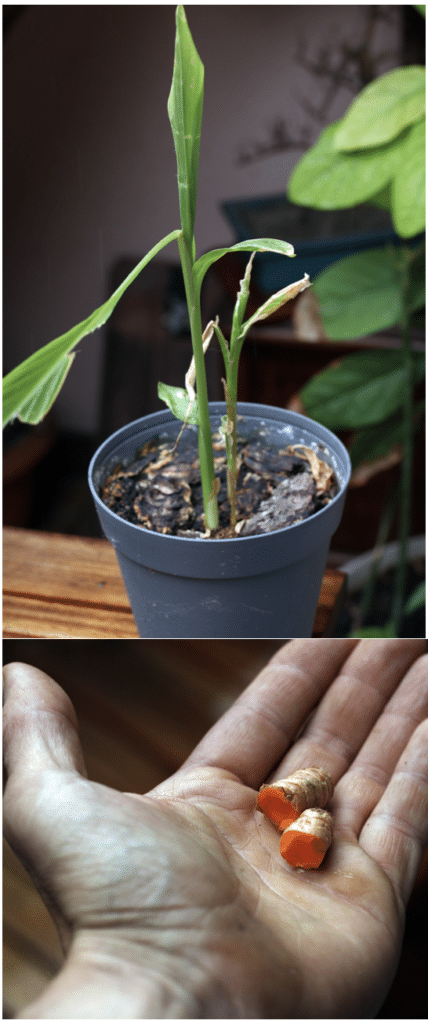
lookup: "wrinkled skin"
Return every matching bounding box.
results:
[3,639,428,1018]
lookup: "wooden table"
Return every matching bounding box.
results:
[3,527,347,638]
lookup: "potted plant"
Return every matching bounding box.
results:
[287,28,425,637]
[3,6,351,638]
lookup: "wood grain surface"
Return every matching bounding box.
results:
[3,527,346,638]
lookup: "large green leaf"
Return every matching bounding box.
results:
[368,182,393,212]
[3,229,182,428]
[313,247,403,340]
[287,122,407,210]
[350,400,424,468]
[391,119,426,236]
[407,247,426,312]
[349,625,397,637]
[193,238,295,293]
[403,579,425,616]
[349,413,404,469]
[11,355,76,425]
[167,5,204,256]
[300,349,425,430]
[335,66,425,150]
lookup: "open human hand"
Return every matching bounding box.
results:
[3,639,427,1019]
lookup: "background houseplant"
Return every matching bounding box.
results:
[287,22,425,638]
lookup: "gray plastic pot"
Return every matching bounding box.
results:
[88,402,351,638]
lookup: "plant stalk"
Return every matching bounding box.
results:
[227,360,239,527]
[221,377,238,529]
[389,248,417,635]
[177,233,219,530]
[391,306,414,634]
[357,481,400,628]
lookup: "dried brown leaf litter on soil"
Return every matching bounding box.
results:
[100,431,338,538]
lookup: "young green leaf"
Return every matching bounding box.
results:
[300,349,425,430]
[229,252,255,349]
[287,121,409,210]
[157,381,200,424]
[335,66,425,151]
[168,5,204,257]
[2,230,182,428]
[211,321,230,367]
[194,237,295,293]
[312,247,404,340]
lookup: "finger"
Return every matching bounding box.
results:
[3,661,87,783]
[274,640,426,783]
[358,717,428,908]
[181,639,358,788]
[334,653,428,833]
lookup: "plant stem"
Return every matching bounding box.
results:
[391,256,414,634]
[177,233,219,530]
[222,377,238,529]
[358,481,400,625]
[391,314,414,634]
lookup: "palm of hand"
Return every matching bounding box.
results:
[4,640,427,1019]
[32,762,399,1019]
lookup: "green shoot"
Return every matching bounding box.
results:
[3,4,309,532]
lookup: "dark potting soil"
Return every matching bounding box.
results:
[100,429,339,539]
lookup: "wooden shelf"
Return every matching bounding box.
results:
[3,527,347,638]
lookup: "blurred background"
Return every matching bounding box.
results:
[3,639,428,1018]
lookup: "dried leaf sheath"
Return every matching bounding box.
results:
[257,767,333,831]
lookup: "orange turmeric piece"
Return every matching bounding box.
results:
[279,808,333,869]
[257,767,333,832]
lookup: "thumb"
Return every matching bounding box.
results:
[3,661,87,781]
[3,661,88,847]
[3,663,89,951]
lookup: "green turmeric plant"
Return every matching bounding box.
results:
[3,5,310,531]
